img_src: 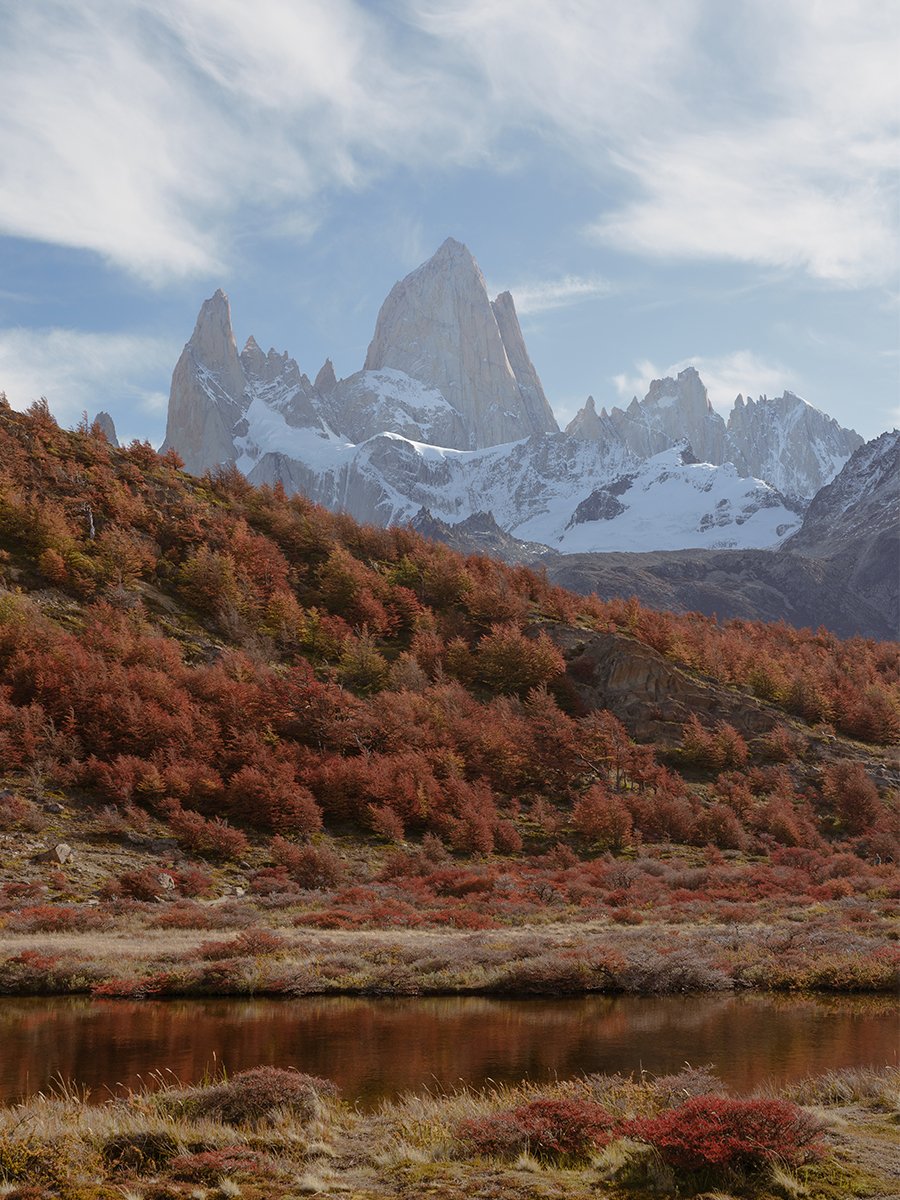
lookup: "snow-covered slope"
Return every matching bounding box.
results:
[566,370,861,505]
[160,239,871,556]
[521,445,799,552]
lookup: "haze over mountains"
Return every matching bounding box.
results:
[158,238,896,637]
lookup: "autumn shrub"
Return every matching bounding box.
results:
[0,792,45,832]
[270,836,344,888]
[175,1066,338,1127]
[167,1146,278,1182]
[821,761,882,835]
[457,1097,614,1162]
[6,905,105,933]
[197,928,289,960]
[624,1096,823,1176]
[226,762,322,835]
[476,624,565,694]
[572,785,633,850]
[103,866,174,902]
[168,809,249,860]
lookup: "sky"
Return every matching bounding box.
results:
[0,0,897,445]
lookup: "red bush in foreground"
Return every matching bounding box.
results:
[625,1095,823,1174]
[457,1097,614,1162]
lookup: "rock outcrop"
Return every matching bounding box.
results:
[725,392,863,504]
[568,368,726,466]
[92,411,118,446]
[160,290,247,474]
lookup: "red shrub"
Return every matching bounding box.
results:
[6,905,104,932]
[168,1147,278,1182]
[226,762,322,835]
[572,785,633,850]
[457,1097,614,1162]
[168,809,249,860]
[270,836,344,889]
[625,1096,823,1174]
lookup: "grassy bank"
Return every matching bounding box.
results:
[0,1066,896,1199]
[0,912,897,999]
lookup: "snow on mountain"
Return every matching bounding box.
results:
[786,428,899,558]
[521,444,799,552]
[160,239,870,557]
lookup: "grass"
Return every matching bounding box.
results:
[0,914,896,1000]
[0,1068,895,1199]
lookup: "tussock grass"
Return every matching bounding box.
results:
[0,1068,895,1199]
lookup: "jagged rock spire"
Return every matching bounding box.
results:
[364,238,558,449]
[160,289,246,474]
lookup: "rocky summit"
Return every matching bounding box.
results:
[160,239,876,576]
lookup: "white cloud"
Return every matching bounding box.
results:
[502,275,615,315]
[590,2,899,286]
[0,327,176,439]
[612,352,799,413]
[0,1,479,281]
[0,0,895,289]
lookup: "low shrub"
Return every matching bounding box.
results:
[173,1067,338,1127]
[625,1095,823,1176]
[168,809,249,860]
[6,905,105,933]
[167,1146,278,1182]
[457,1096,614,1163]
[270,836,344,888]
[101,1130,180,1172]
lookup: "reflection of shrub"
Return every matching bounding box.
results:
[625,1096,823,1175]
[457,1097,614,1162]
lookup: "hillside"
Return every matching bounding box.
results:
[0,398,896,999]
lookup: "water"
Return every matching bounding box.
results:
[0,993,895,1107]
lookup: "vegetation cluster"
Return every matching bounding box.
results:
[0,399,895,998]
[0,1065,896,1199]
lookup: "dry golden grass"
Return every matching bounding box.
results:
[0,1068,895,1199]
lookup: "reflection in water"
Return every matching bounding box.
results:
[0,993,895,1107]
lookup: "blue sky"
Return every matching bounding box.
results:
[0,0,897,445]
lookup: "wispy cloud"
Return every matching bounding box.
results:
[612,352,799,413]
[0,327,176,439]
[0,1,895,290]
[502,274,615,315]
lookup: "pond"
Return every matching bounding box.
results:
[0,993,895,1107]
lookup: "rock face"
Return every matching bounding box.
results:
[93,411,118,446]
[543,623,778,743]
[363,238,558,448]
[566,374,861,505]
[541,432,900,640]
[725,392,863,505]
[161,290,247,474]
[568,368,726,466]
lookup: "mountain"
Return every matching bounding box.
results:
[567,367,726,466]
[725,392,864,505]
[363,237,558,448]
[541,431,899,640]
[566,371,862,505]
[161,239,865,561]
